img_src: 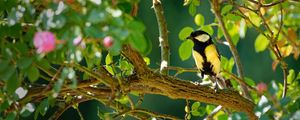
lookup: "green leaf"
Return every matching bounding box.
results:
[287,69,295,84]
[87,9,106,24]
[0,65,15,81]
[201,25,214,35]
[179,40,194,61]
[179,27,194,40]
[191,110,200,116]
[6,112,16,120]
[105,54,114,75]
[244,77,255,87]
[206,105,216,114]
[6,72,19,94]
[255,34,269,52]
[188,4,196,16]
[280,97,290,106]
[194,14,205,26]
[191,102,200,111]
[227,57,235,72]
[105,53,113,65]
[217,28,223,38]
[17,57,33,69]
[27,66,39,82]
[84,26,105,38]
[232,33,240,46]
[128,20,145,32]
[198,106,206,116]
[129,32,147,54]
[221,5,233,15]
[34,99,49,120]
[36,59,51,70]
[249,12,261,27]
[0,100,10,112]
[0,60,9,72]
[143,57,151,65]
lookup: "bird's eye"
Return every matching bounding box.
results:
[195,34,210,42]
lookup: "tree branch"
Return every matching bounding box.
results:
[152,0,170,75]
[211,0,252,100]
[122,45,256,119]
[248,0,287,7]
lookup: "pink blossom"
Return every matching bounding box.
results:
[103,36,113,48]
[256,82,268,94]
[33,31,56,54]
[73,36,82,45]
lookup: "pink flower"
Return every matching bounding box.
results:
[103,36,113,48]
[33,31,56,54]
[73,36,82,45]
[256,82,268,94]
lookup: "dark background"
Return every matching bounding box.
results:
[58,1,300,119]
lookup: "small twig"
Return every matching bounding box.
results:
[42,65,64,93]
[248,0,287,7]
[275,1,283,40]
[74,104,85,120]
[211,0,252,100]
[205,105,223,120]
[131,109,179,120]
[50,98,89,120]
[167,66,198,73]
[152,0,170,75]
[222,70,257,92]
[135,94,144,107]
[127,94,135,110]
[257,7,273,36]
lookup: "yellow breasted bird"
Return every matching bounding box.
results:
[187,30,226,89]
[186,30,220,78]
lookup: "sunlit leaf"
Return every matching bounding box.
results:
[287,69,295,84]
[201,25,214,35]
[179,40,194,61]
[221,5,233,15]
[255,34,269,52]
[194,14,205,26]
[179,27,194,40]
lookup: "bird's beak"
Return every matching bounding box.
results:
[186,36,192,40]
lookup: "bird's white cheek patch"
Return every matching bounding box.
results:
[195,34,210,42]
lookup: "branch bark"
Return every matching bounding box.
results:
[152,0,170,75]
[211,0,252,100]
[121,46,257,120]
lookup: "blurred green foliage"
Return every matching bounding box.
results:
[0,0,299,120]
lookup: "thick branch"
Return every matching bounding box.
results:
[122,44,256,119]
[126,73,256,120]
[152,0,170,74]
[211,0,252,100]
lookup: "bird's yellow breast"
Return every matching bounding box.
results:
[192,50,204,70]
[205,44,220,74]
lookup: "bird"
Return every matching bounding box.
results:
[186,30,226,90]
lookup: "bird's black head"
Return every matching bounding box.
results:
[186,30,211,43]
